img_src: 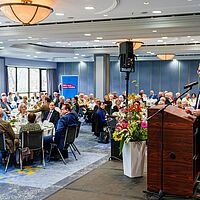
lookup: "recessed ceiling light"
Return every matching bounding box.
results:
[193,41,199,43]
[144,2,149,5]
[55,13,65,16]
[152,10,162,14]
[162,37,168,39]
[85,6,95,10]
[68,43,71,46]
[26,55,31,57]
[96,37,103,40]
[34,56,38,58]
[94,40,100,42]
[56,41,61,44]
[191,38,195,40]
[0,41,3,44]
[75,53,79,56]
[152,30,157,33]
[103,14,108,16]
[187,36,191,38]
[81,54,85,57]
[151,52,155,55]
[73,57,78,59]
[36,52,41,54]
[0,46,5,49]
[84,33,91,36]
[28,36,32,39]
[187,0,192,1]
[157,39,163,42]
[147,51,152,54]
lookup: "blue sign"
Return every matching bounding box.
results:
[61,75,79,99]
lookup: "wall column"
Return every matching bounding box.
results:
[94,54,110,100]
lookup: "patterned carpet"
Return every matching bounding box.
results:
[0,125,111,200]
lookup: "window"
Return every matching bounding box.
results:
[8,67,16,92]
[41,70,47,92]
[7,66,47,97]
[30,68,40,92]
[17,68,28,93]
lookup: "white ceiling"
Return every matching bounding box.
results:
[0,0,200,62]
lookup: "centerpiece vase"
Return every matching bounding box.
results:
[122,141,146,178]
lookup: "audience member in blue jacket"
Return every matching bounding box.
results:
[55,103,79,149]
[149,90,158,99]
[95,102,107,136]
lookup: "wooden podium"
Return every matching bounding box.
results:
[147,105,199,197]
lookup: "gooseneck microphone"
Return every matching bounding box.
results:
[184,81,198,89]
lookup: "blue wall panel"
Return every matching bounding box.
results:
[57,62,94,95]
[57,59,200,98]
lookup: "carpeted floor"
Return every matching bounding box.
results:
[0,125,111,200]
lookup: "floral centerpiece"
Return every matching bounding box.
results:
[112,81,148,154]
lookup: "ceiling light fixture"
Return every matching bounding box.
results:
[0,0,55,25]
[84,33,91,36]
[132,41,144,50]
[85,6,94,10]
[152,10,162,14]
[157,54,175,60]
[117,41,144,50]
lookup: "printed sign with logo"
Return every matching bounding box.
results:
[61,75,79,99]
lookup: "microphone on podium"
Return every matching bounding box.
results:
[184,81,198,89]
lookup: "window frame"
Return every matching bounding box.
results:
[7,66,47,97]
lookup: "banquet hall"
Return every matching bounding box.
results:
[0,0,200,200]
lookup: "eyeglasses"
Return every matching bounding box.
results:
[197,70,200,73]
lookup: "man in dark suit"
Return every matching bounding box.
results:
[42,101,60,127]
[55,104,79,149]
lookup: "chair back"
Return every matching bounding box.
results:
[0,131,6,151]
[64,126,77,147]
[21,130,43,149]
[76,121,81,138]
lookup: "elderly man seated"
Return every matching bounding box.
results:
[55,103,79,150]
[0,108,18,164]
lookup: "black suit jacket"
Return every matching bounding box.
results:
[42,109,60,127]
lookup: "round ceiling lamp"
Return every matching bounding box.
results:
[132,41,144,50]
[0,0,55,25]
[116,40,144,50]
[157,53,175,60]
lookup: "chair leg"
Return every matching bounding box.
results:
[19,149,23,170]
[71,143,81,155]
[5,154,10,172]
[69,145,77,160]
[48,144,54,162]
[42,148,45,168]
[57,148,67,165]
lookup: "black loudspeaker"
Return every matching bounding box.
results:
[119,42,135,72]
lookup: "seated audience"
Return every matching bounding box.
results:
[1,96,12,114]
[58,95,65,109]
[17,103,28,124]
[0,108,16,153]
[42,101,60,127]
[54,104,79,149]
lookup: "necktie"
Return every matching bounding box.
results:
[47,111,53,121]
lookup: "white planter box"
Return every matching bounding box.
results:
[122,141,146,178]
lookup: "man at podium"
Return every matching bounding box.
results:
[192,64,200,116]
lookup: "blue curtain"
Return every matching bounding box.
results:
[0,58,8,94]
[47,69,57,98]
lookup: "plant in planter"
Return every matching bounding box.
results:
[112,90,148,178]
